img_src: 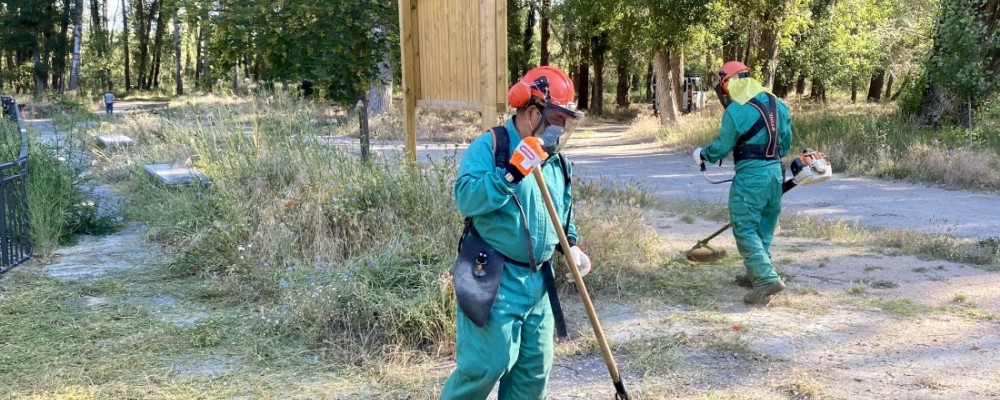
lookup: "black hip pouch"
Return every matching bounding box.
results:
[451,232,504,327]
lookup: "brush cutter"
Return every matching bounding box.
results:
[532,169,631,400]
[685,149,832,263]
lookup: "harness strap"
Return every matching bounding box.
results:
[734,93,780,162]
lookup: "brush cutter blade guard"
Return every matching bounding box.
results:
[685,244,727,262]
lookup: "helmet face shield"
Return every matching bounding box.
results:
[539,102,584,154]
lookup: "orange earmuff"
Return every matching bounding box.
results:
[507,81,532,108]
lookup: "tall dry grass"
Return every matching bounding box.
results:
[106,94,669,363]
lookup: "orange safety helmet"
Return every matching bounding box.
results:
[507,66,576,108]
[717,61,750,93]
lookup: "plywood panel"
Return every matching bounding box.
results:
[400,0,507,157]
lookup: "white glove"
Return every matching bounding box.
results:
[566,245,592,278]
[692,147,705,166]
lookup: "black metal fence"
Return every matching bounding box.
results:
[0,96,31,272]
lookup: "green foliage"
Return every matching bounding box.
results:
[26,142,120,253]
[926,0,1000,102]
[211,0,397,106]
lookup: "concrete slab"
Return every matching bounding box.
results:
[143,163,212,186]
[97,133,135,148]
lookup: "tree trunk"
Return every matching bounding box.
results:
[773,70,790,98]
[201,24,212,88]
[884,74,894,102]
[645,62,653,102]
[122,0,131,91]
[232,62,239,93]
[195,24,202,87]
[809,78,826,102]
[150,6,166,88]
[576,41,590,110]
[136,0,147,89]
[32,28,46,96]
[136,0,159,90]
[654,46,680,124]
[589,33,608,115]
[368,28,393,116]
[615,59,631,108]
[522,1,536,77]
[90,0,106,90]
[722,28,740,62]
[850,77,858,103]
[539,0,550,65]
[671,50,683,112]
[743,25,757,66]
[54,1,70,92]
[68,0,82,92]
[867,69,885,102]
[358,95,371,162]
[890,75,908,101]
[759,2,790,89]
[759,26,780,89]
[174,14,183,95]
[919,86,948,126]
[795,72,807,96]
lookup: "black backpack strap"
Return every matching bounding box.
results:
[458,126,513,255]
[734,93,780,162]
[492,126,511,168]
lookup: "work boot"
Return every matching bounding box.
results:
[743,281,786,305]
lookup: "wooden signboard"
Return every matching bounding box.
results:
[398,0,508,162]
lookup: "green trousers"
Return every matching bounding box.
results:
[729,168,783,287]
[440,262,554,400]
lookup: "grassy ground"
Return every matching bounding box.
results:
[5,95,1000,398]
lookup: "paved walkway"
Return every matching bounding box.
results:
[564,126,1000,239]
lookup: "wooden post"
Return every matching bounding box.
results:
[479,0,497,133]
[495,0,508,115]
[399,0,419,163]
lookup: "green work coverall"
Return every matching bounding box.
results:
[700,92,793,288]
[442,117,577,400]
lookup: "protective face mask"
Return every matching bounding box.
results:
[537,124,564,155]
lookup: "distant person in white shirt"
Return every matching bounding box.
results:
[104,91,115,115]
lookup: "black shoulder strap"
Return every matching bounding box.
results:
[491,126,511,168]
[735,93,779,158]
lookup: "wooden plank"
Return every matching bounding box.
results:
[479,0,497,132]
[398,0,418,163]
[495,0,508,112]
[416,100,483,111]
[417,0,432,102]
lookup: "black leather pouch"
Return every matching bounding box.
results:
[451,233,504,327]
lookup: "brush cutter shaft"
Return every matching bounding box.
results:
[698,223,733,245]
[691,178,798,249]
[701,162,734,184]
[531,169,630,399]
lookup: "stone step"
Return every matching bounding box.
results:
[97,133,135,148]
[143,163,212,187]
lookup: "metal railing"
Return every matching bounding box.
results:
[0,96,31,272]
